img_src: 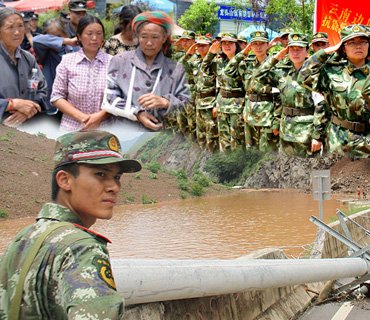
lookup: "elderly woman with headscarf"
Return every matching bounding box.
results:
[0,8,47,127]
[102,11,190,131]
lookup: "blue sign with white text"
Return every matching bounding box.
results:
[218,6,267,22]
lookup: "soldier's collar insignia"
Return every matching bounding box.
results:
[108,136,119,152]
[353,26,360,32]
[362,65,369,75]
[293,35,299,41]
[93,257,116,290]
[256,32,261,37]
[347,64,369,75]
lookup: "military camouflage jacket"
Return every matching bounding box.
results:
[225,53,279,125]
[201,52,244,113]
[0,203,124,319]
[181,53,199,96]
[172,50,186,62]
[299,50,370,139]
[185,53,216,110]
[254,57,323,143]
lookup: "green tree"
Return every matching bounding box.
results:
[178,0,220,35]
[263,0,315,34]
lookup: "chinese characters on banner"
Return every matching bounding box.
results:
[315,0,370,44]
[218,5,267,22]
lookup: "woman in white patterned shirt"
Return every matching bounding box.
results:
[51,15,112,131]
[103,4,142,56]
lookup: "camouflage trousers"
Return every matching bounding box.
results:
[244,124,279,153]
[327,123,370,158]
[279,140,313,158]
[196,108,218,152]
[163,111,179,133]
[217,112,245,152]
[177,102,196,139]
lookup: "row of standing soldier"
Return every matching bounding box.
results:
[169,26,369,159]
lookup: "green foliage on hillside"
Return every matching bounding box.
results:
[135,132,174,164]
[204,148,265,185]
[135,132,268,187]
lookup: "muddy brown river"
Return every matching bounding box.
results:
[0,190,344,259]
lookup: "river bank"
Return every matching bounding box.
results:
[0,125,368,220]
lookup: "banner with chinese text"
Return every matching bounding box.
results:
[315,0,370,44]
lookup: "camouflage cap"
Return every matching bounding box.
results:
[68,0,87,12]
[180,30,195,40]
[311,32,329,44]
[341,24,369,43]
[280,27,294,37]
[216,32,225,39]
[250,30,269,43]
[288,33,309,47]
[220,32,238,42]
[237,34,248,43]
[54,131,141,173]
[196,34,212,44]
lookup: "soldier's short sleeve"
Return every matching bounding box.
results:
[57,239,124,319]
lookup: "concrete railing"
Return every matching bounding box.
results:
[113,209,370,319]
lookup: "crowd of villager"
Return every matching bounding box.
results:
[0,0,369,158]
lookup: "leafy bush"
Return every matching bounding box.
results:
[0,208,8,218]
[148,172,157,180]
[180,191,188,199]
[125,194,135,204]
[177,178,189,191]
[176,169,188,180]
[192,172,210,187]
[146,162,161,173]
[204,148,264,184]
[191,183,204,196]
[141,194,157,204]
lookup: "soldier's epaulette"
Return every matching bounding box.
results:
[73,223,112,244]
[245,56,256,62]
[326,53,347,66]
[276,58,292,69]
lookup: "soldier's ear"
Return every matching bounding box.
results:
[55,170,73,192]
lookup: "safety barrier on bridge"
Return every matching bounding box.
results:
[112,210,369,306]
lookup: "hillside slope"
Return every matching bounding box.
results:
[0,127,231,219]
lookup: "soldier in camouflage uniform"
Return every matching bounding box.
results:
[300,24,370,158]
[172,30,195,62]
[0,130,141,319]
[310,32,330,53]
[237,34,248,50]
[173,30,196,136]
[202,33,244,152]
[269,27,294,49]
[253,33,325,157]
[190,35,219,151]
[224,30,279,152]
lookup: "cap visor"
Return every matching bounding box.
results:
[251,38,268,43]
[288,41,307,47]
[342,33,369,43]
[221,38,237,42]
[77,158,142,173]
[311,39,328,44]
